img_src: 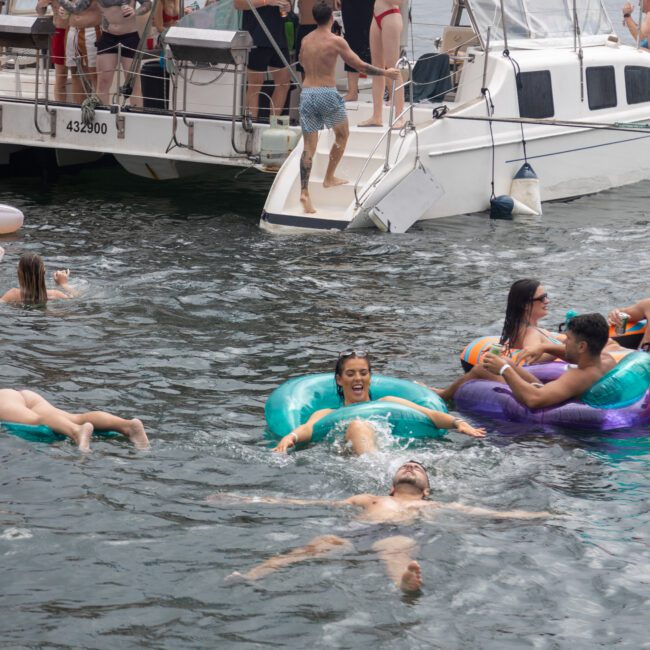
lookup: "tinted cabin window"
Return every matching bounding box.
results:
[625,66,650,104]
[586,66,617,110]
[517,71,554,119]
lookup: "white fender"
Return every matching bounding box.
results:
[0,204,24,234]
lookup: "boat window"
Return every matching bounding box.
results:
[517,71,554,119]
[624,66,650,104]
[586,66,617,110]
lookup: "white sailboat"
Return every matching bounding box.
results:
[261,0,650,232]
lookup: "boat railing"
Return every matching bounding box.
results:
[353,56,418,208]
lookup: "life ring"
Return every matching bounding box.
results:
[0,204,24,234]
[454,352,650,430]
[459,335,634,372]
[1,421,119,443]
[265,373,448,441]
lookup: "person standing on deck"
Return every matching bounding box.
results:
[622,0,650,48]
[297,2,400,213]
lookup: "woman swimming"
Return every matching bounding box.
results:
[272,349,485,454]
[1,252,78,305]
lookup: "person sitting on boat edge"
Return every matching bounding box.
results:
[0,387,148,451]
[609,296,650,351]
[215,461,551,593]
[272,349,485,454]
[482,313,614,409]
[1,252,79,305]
[622,0,650,48]
[297,1,400,214]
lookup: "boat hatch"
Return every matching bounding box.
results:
[0,15,54,50]
[163,27,253,66]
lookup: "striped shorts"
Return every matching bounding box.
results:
[66,26,102,68]
[299,87,347,133]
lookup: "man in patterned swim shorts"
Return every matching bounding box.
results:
[297,2,400,213]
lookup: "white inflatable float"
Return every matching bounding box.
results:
[0,204,24,234]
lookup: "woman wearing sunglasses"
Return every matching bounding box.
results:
[272,350,485,454]
[434,279,562,402]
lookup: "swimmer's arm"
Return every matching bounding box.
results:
[487,358,588,409]
[206,492,354,507]
[0,288,20,302]
[440,502,552,519]
[517,342,567,365]
[53,269,79,297]
[378,396,486,438]
[608,300,650,325]
[271,408,332,453]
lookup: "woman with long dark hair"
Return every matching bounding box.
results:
[434,279,561,401]
[1,253,77,305]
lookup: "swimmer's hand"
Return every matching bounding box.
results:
[607,308,624,327]
[54,268,70,285]
[481,353,507,376]
[517,344,547,366]
[455,420,486,438]
[384,67,401,81]
[272,433,297,453]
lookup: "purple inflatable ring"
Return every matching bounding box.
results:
[454,363,650,430]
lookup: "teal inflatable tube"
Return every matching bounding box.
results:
[1,421,120,444]
[582,351,650,409]
[265,373,448,441]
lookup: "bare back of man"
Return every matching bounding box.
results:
[297,3,400,213]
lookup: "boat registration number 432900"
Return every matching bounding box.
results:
[66,120,108,135]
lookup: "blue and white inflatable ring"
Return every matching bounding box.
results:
[265,373,449,441]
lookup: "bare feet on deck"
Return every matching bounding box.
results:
[75,422,94,452]
[300,193,316,214]
[358,118,383,128]
[323,176,348,188]
[124,418,149,449]
[400,561,422,593]
[342,93,358,102]
[391,119,406,130]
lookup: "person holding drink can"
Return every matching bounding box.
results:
[608,297,650,351]
[432,279,564,401]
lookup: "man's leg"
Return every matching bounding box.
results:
[96,52,117,105]
[323,119,349,188]
[300,130,319,213]
[54,63,69,103]
[372,535,422,593]
[226,534,353,582]
[270,67,290,116]
[121,54,142,107]
[245,70,264,120]
[344,419,377,454]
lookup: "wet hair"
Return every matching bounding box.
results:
[334,351,372,400]
[17,252,48,305]
[312,1,332,25]
[566,313,609,356]
[499,278,541,347]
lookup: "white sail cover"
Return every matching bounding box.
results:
[467,0,615,48]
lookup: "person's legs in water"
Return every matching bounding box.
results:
[344,419,377,454]
[225,534,353,582]
[372,534,422,592]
